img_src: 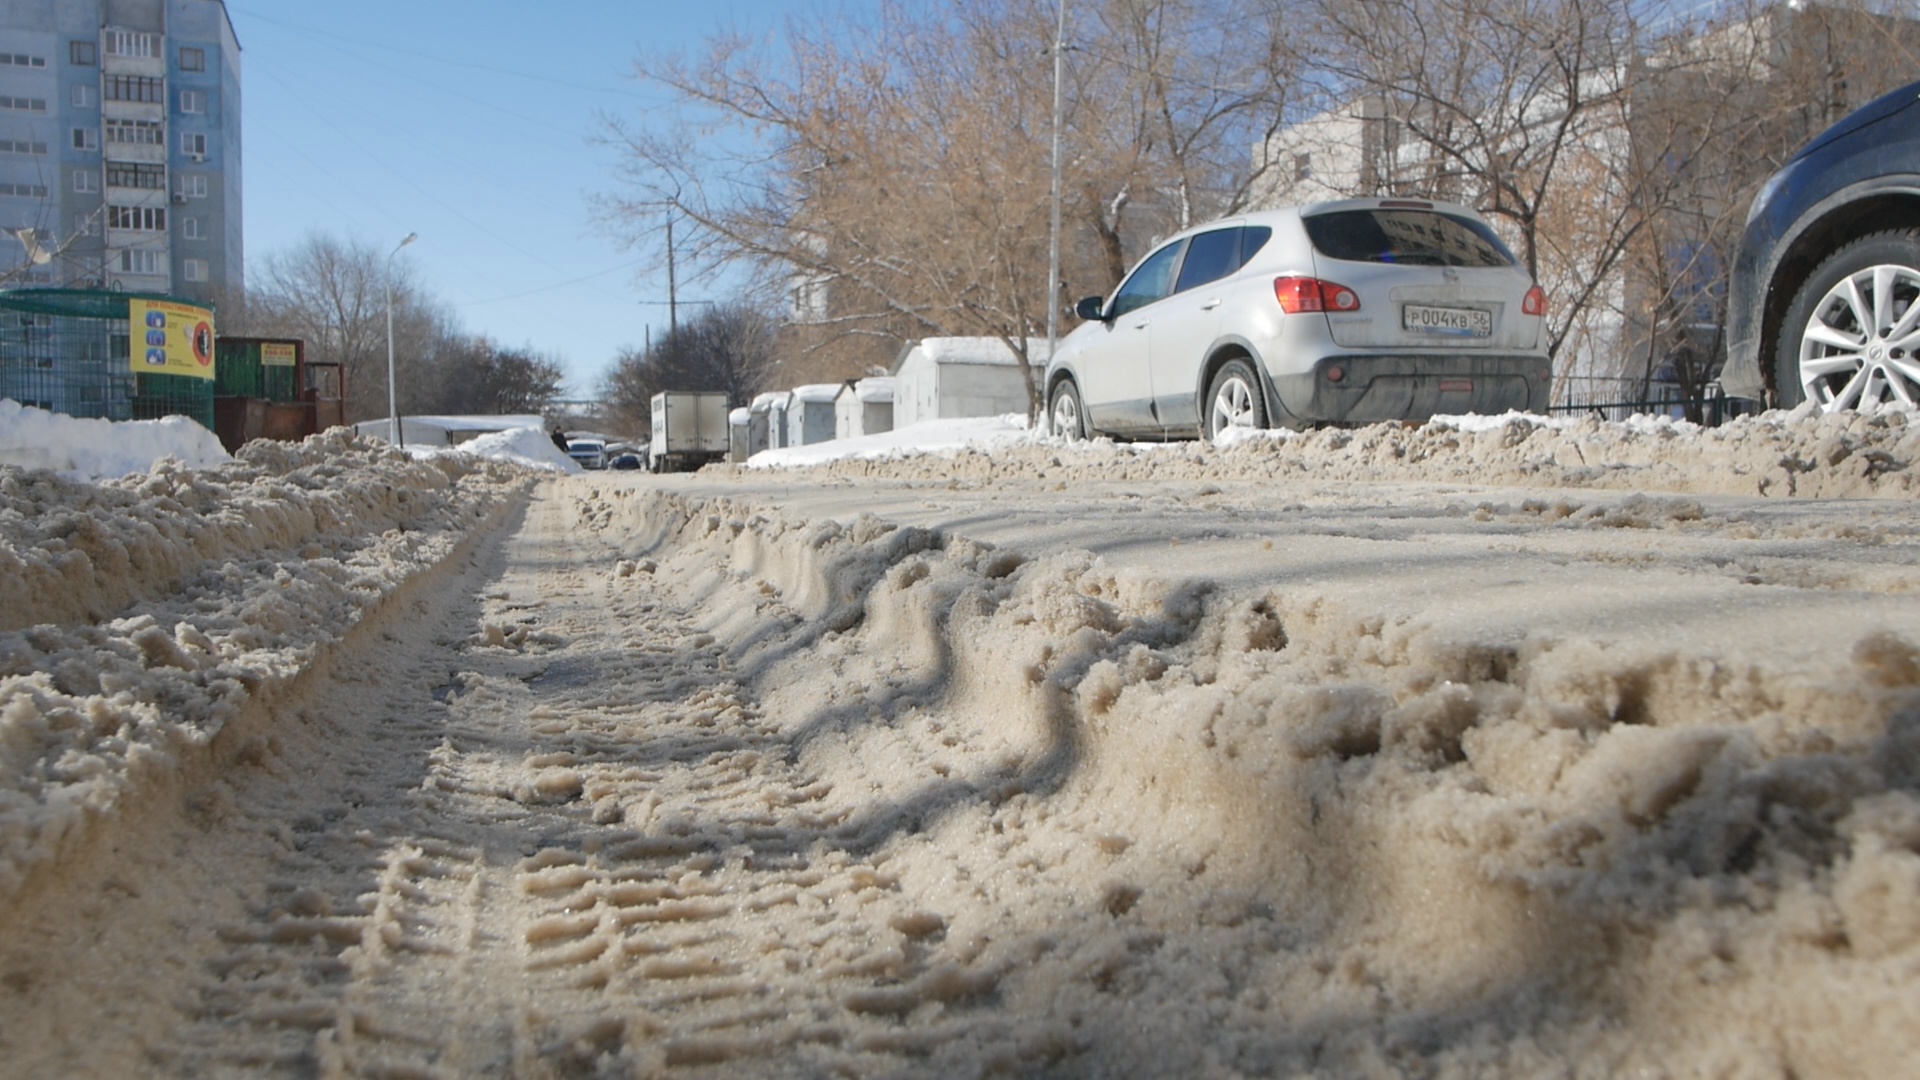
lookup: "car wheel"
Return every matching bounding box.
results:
[1205,358,1267,441]
[1049,379,1087,440]
[1776,230,1920,411]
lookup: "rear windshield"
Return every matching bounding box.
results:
[1303,208,1516,268]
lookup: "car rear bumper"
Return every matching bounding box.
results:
[1267,354,1552,427]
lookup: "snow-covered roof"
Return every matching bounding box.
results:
[837,377,896,404]
[729,407,751,426]
[893,337,1051,373]
[395,414,548,432]
[749,392,783,413]
[792,383,842,404]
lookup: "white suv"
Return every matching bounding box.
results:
[1045,198,1552,438]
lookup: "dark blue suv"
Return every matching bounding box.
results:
[1722,81,1920,409]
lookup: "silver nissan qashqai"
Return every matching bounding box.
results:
[1045,198,1553,440]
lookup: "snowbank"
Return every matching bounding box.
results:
[0,398,230,479]
[747,414,1036,469]
[0,428,528,897]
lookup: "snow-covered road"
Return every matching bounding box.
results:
[4,411,1920,1077]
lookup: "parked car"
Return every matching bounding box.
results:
[1722,80,1920,410]
[566,438,606,470]
[607,452,643,470]
[1045,198,1551,440]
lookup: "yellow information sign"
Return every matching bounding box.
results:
[128,299,217,380]
[261,342,297,367]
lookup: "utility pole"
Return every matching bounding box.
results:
[666,214,678,340]
[1045,0,1068,403]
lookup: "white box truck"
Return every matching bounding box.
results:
[648,391,731,473]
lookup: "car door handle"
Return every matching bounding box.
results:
[1131,320,1150,330]
[1201,298,1222,310]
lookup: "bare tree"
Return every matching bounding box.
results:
[598,0,1289,415]
[246,233,442,423]
[599,301,779,434]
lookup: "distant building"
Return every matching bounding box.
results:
[0,0,242,305]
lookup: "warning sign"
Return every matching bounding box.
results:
[127,299,217,381]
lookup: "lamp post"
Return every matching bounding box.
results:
[385,231,418,448]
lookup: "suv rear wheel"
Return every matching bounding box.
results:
[1205,359,1267,441]
[1776,230,1920,411]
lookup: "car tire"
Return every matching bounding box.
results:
[1205,358,1267,441]
[1049,379,1088,440]
[1774,229,1920,411]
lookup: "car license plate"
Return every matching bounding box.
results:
[1403,304,1492,337]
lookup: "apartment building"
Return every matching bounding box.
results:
[0,0,240,304]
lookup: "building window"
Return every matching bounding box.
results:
[70,41,97,66]
[104,76,163,104]
[180,89,204,114]
[0,138,48,155]
[74,214,100,237]
[107,161,166,189]
[107,204,166,231]
[0,182,50,197]
[72,84,94,108]
[73,170,98,193]
[180,132,207,158]
[183,216,204,240]
[116,248,164,275]
[72,128,99,152]
[106,31,157,59]
[106,118,164,145]
[179,47,205,72]
[177,174,207,198]
[0,54,47,68]
[183,258,207,282]
[1294,153,1312,182]
[0,96,49,113]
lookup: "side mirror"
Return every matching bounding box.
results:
[1074,296,1107,322]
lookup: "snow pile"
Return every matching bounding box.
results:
[593,487,1920,1076]
[767,406,1920,499]
[0,398,230,479]
[439,424,583,473]
[0,428,526,897]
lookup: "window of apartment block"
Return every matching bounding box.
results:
[107,204,166,231]
[183,216,204,240]
[0,182,50,197]
[0,96,49,113]
[180,89,204,114]
[72,84,93,108]
[74,214,99,237]
[1294,153,1312,182]
[71,128,99,152]
[177,174,207,198]
[0,138,48,155]
[117,248,163,275]
[106,118,163,145]
[179,48,205,72]
[180,132,207,157]
[183,258,207,282]
[107,161,165,189]
[1,54,48,68]
[70,41,96,66]
[106,31,157,59]
[104,76,163,104]
[73,170,98,193]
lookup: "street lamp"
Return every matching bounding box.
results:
[386,231,418,448]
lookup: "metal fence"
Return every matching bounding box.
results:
[0,288,214,429]
[1545,376,1751,426]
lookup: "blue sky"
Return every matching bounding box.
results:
[228,1,858,398]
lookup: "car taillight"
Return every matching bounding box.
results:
[1523,284,1548,316]
[1274,276,1361,314]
